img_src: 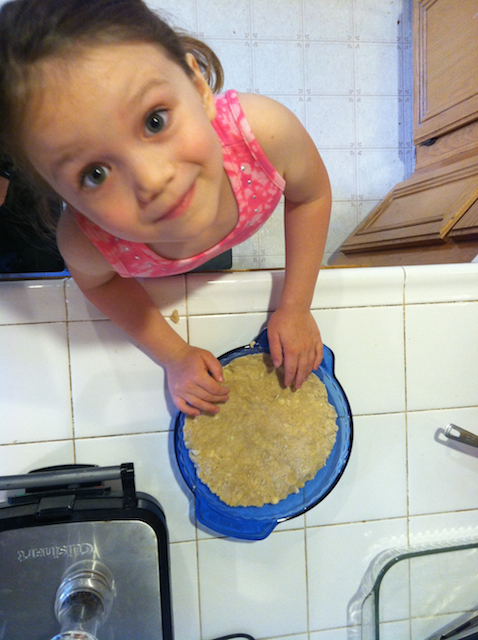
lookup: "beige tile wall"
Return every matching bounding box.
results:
[151,0,414,267]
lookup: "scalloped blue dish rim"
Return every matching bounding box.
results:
[174,328,353,541]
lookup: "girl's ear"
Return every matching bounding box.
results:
[185,53,216,121]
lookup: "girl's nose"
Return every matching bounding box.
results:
[131,149,175,204]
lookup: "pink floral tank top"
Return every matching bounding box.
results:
[73,90,286,277]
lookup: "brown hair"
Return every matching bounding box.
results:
[0,0,224,235]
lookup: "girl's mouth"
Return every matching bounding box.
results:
[161,183,195,222]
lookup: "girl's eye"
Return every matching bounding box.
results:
[145,109,169,135]
[80,165,109,189]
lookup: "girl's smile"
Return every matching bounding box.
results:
[159,182,196,223]
[23,42,238,259]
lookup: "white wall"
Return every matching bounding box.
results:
[1,263,477,639]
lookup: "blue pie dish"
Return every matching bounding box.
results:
[174,328,353,540]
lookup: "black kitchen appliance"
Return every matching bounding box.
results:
[0,463,173,639]
[0,163,68,278]
[0,164,232,279]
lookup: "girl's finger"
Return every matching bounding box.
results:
[184,378,229,403]
[202,351,226,383]
[200,374,230,397]
[182,392,226,415]
[283,352,299,388]
[174,396,200,417]
[313,341,324,370]
[294,351,311,389]
[268,330,284,368]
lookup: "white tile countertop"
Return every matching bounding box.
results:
[0,263,477,639]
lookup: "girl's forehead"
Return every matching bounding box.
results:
[26,41,192,126]
[37,41,179,85]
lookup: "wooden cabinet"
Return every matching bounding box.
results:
[333,0,478,266]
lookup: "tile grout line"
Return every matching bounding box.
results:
[352,0,359,219]
[304,525,311,640]
[63,278,77,462]
[401,262,414,640]
[19,403,474,446]
[401,268,410,524]
[195,535,203,640]
[402,265,413,640]
[249,0,255,95]
[184,274,192,346]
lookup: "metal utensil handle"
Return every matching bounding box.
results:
[0,465,126,491]
[444,424,478,449]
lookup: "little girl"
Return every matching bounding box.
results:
[0,0,331,416]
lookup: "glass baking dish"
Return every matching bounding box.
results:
[358,539,478,640]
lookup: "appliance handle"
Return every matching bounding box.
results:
[0,463,133,492]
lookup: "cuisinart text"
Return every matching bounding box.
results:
[17,543,94,562]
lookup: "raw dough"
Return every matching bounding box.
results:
[184,353,338,507]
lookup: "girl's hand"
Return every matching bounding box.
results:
[267,308,323,390]
[165,344,230,416]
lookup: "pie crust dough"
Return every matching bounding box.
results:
[184,353,338,507]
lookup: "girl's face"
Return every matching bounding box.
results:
[23,42,227,250]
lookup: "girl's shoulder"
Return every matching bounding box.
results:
[235,92,330,204]
[235,93,311,177]
[57,207,116,281]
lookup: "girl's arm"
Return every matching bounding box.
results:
[239,93,332,389]
[57,209,229,416]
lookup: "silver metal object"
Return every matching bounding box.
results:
[51,560,115,640]
[0,520,163,639]
[444,424,478,449]
[423,608,478,639]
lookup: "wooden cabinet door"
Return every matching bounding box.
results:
[415,0,478,144]
[334,0,478,266]
[339,159,478,252]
